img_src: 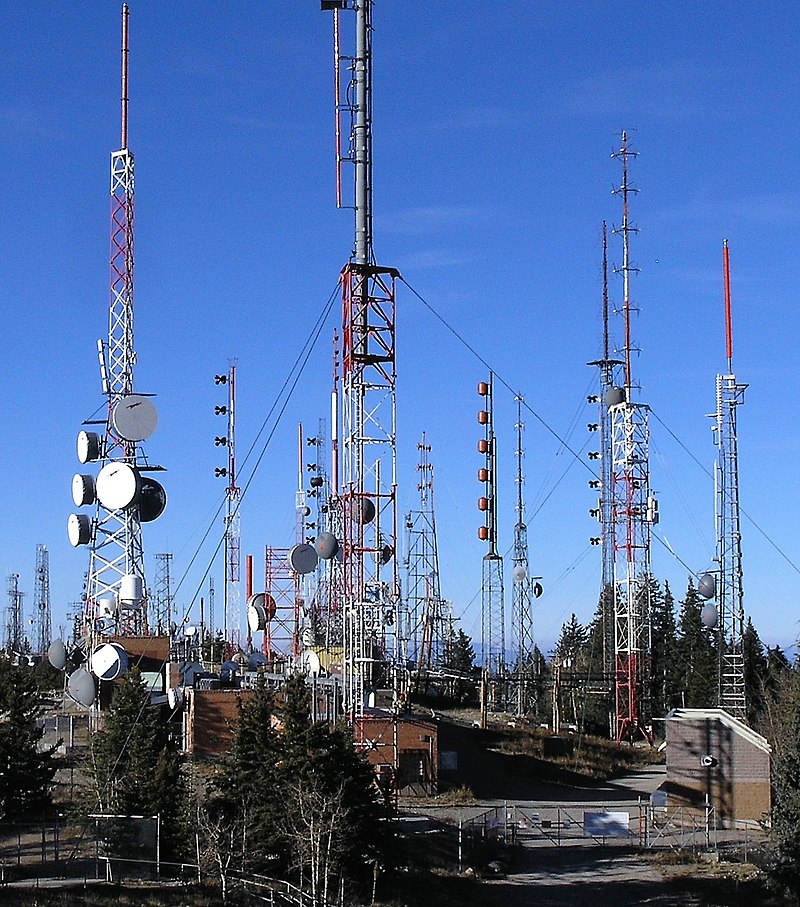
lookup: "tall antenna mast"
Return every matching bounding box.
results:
[609,131,655,743]
[477,375,505,703]
[324,0,401,723]
[34,545,52,655]
[712,240,747,718]
[223,362,241,652]
[70,5,166,649]
[510,397,540,716]
[404,435,451,686]
[588,222,624,705]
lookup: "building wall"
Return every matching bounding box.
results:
[665,714,770,822]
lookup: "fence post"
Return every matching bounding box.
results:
[704,794,710,851]
[557,808,561,847]
[458,820,463,873]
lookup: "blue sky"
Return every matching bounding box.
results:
[1,1,799,655]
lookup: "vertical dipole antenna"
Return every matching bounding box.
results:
[333,7,342,208]
[723,239,733,372]
[602,221,610,362]
[612,131,640,394]
[353,0,373,263]
[121,3,129,150]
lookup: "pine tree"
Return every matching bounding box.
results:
[90,667,189,860]
[444,628,477,704]
[0,659,57,820]
[674,579,717,709]
[767,665,800,902]
[650,579,680,719]
[742,617,768,724]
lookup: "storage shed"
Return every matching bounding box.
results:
[664,708,771,824]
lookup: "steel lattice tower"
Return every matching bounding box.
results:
[5,574,24,653]
[153,553,173,633]
[404,435,452,680]
[588,223,623,689]
[34,545,52,655]
[325,0,401,719]
[713,241,747,718]
[510,398,538,716]
[477,376,505,685]
[609,132,655,743]
[77,5,162,640]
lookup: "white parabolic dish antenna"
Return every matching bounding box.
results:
[112,394,159,442]
[96,463,141,510]
[77,430,100,464]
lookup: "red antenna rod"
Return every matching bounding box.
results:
[121,4,129,150]
[723,239,733,372]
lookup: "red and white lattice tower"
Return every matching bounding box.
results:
[713,241,747,718]
[73,5,165,641]
[324,0,401,719]
[609,132,656,743]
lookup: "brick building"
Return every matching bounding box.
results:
[663,708,771,823]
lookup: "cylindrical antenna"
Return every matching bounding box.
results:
[121,4,130,150]
[331,331,340,493]
[723,239,733,372]
[354,0,373,263]
[620,133,632,392]
[297,422,304,493]
[334,7,342,208]
[602,221,609,362]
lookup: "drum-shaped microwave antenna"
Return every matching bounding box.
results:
[77,430,100,464]
[315,531,339,560]
[67,513,92,547]
[138,476,167,522]
[72,474,96,507]
[90,642,129,681]
[697,573,717,600]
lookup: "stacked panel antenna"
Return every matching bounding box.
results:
[477,376,505,694]
[588,223,623,688]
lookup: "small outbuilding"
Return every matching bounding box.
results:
[663,707,771,824]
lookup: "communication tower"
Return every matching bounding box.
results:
[477,376,505,688]
[588,223,623,689]
[4,574,24,653]
[712,241,747,718]
[404,435,452,683]
[214,363,240,651]
[34,545,52,655]
[510,398,541,716]
[609,132,656,742]
[323,0,401,718]
[69,5,166,641]
[153,553,173,634]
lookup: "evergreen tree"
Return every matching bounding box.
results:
[743,617,768,724]
[0,658,57,820]
[768,665,800,902]
[650,579,680,718]
[90,668,189,860]
[674,579,717,709]
[444,628,477,704]
[554,614,589,728]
